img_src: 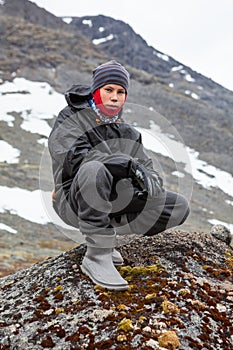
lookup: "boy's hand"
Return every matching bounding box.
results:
[129,162,163,198]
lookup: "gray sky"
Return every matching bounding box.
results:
[30,0,233,91]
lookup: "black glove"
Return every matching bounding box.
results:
[129,161,163,198]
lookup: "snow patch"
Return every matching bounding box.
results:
[171,65,183,72]
[136,121,233,198]
[171,67,195,82]
[0,114,14,127]
[0,78,64,136]
[156,52,169,61]
[21,111,52,137]
[0,186,49,225]
[82,19,92,27]
[0,78,64,116]
[185,90,200,100]
[185,74,195,82]
[172,171,185,178]
[0,140,20,163]
[62,17,73,24]
[0,223,17,234]
[0,186,76,229]
[38,138,48,146]
[92,34,114,45]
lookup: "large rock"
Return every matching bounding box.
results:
[0,230,232,349]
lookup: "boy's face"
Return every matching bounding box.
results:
[100,84,126,111]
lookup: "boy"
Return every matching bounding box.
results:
[48,60,189,290]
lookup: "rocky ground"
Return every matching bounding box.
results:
[0,229,232,349]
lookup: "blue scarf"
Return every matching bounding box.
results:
[88,98,121,124]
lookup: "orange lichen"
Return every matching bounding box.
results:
[161,300,180,314]
[191,299,207,310]
[53,285,63,292]
[116,304,128,311]
[225,252,233,269]
[119,264,164,277]
[118,318,134,332]
[158,330,181,349]
[145,292,157,300]
[178,288,190,296]
[94,285,105,292]
[55,307,64,314]
[117,334,127,342]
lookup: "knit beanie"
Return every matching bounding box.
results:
[92,60,130,93]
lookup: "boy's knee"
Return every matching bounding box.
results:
[179,196,190,224]
[78,161,112,183]
[78,160,103,176]
[173,193,190,226]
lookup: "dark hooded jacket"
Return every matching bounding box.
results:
[48,84,161,225]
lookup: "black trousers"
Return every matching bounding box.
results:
[68,160,190,236]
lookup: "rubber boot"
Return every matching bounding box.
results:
[112,249,124,265]
[110,214,129,265]
[81,233,128,291]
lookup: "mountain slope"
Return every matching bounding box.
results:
[0,14,103,83]
[0,0,67,29]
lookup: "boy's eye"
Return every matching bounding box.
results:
[104,87,125,94]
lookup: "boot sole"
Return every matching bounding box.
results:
[80,264,129,291]
[113,260,124,266]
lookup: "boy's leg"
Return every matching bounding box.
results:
[112,190,190,236]
[143,191,190,236]
[69,160,113,235]
[69,160,128,290]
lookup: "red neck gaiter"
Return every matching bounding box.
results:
[93,88,126,116]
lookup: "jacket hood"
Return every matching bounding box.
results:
[65,84,92,109]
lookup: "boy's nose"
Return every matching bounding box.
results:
[111,92,118,100]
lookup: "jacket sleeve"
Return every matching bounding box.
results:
[81,126,147,179]
[83,150,134,179]
[48,108,90,187]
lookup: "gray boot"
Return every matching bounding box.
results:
[81,233,128,291]
[112,248,124,265]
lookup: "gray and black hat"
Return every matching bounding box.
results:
[92,60,130,93]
